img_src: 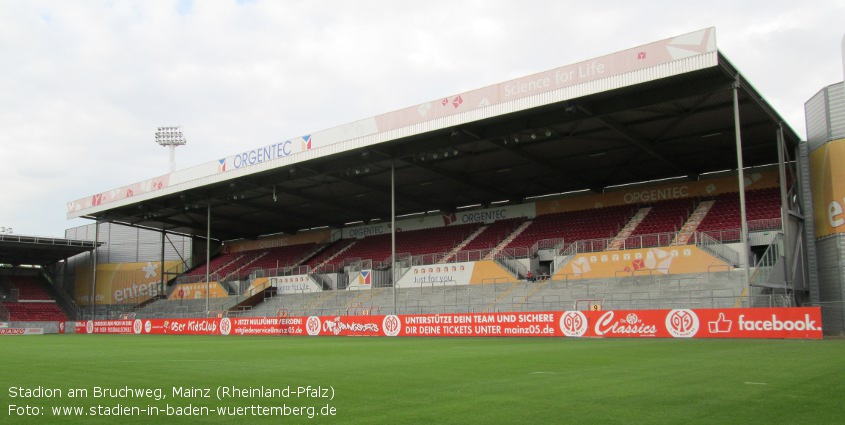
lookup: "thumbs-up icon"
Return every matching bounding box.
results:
[708,313,732,333]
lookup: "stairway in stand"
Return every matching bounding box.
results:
[226,251,267,279]
[314,240,357,271]
[483,220,533,260]
[607,207,651,250]
[439,225,488,263]
[672,200,715,245]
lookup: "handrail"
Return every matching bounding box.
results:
[47,279,84,321]
[313,263,337,274]
[37,271,77,315]
[699,219,781,243]
[748,218,783,232]
[530,238,565,256]
[493,248,528,278]
[172,273,222,286]
[228,264,315,284]
[553,241,576,272]
[216,279,275,312]
[694,231,740,266]
[308,272,333,290]
[164,260,190,281]
[749,232,784,287]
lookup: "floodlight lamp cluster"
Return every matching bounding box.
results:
[504,129,553,145]
[155,126,187,147]
[346,166,371,176]
[418,148,460,162]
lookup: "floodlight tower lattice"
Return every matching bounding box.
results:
[155,126,187,173]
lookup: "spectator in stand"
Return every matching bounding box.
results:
[526,271,534,282]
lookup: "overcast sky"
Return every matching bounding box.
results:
[1,0,843,238]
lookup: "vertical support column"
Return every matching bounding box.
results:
[169,145,177,174]
[62,256,69,307]
[160,229,166,301]
[391,160,397,315]
[90,220,100,319]
[776,126,792,289]
[206,203,211,316]
[733,81,752,306]
[797,142,821,305]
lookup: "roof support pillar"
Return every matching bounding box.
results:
[90,220,100,319]
[733,81,751,305]
[160,229,166,302]
[206,203,211,316]
[776,125,792,290]
[391,160,397,315]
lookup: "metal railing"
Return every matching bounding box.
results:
[108,269,776,319]
[553,242,577,272]
[226,264,314,285]
[699,218,782,243]
[313,263,337,275]
[163,220,779,294]
[164,259,191,283]
[566,238,611,254]
[694,232,740,266]
[749,233,784,288]
[446,249,494,263]
[748,217,783,232]
[305,271,734,312]
[413,252,448,265]
[552,232,679,256]
[0,233,98,248]
[173,273,222,286]
[493,247,530,277]
[530,238,565,256]
[215,279,276,313]
[50,282,84,320]
[699,229,741,243]
[270,292,768,317]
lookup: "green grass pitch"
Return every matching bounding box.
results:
[1,335,844,424]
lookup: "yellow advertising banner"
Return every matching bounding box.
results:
[244,277,270,297]
[74,260,184,305]
[553,245,730,280]
[810,138,845,238]
[536,170,779,216]
[168,282,230,300]
[469,260,519,285]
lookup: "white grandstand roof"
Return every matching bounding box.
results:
[67,27,800,241]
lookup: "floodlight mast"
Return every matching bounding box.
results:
[155,126,187,173]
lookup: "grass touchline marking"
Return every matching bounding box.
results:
[24,359,223,366]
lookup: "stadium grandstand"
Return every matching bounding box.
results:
[5,27,843,336]
[0,234,97,331]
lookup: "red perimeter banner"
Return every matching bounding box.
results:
[0,328,44,335]
[74,307,823,339]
